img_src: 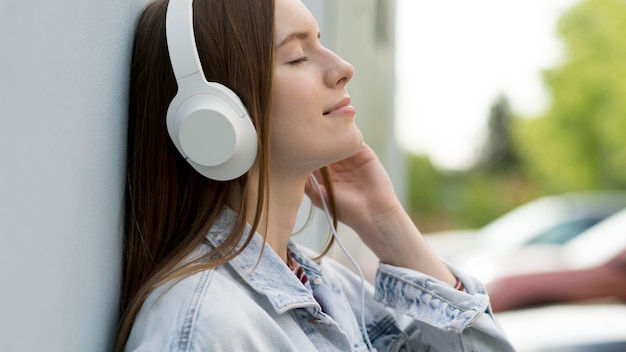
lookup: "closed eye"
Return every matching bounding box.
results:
[288,56,310,65]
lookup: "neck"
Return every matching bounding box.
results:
[245,170,309,264]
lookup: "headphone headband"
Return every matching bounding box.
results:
[166,0,202,79]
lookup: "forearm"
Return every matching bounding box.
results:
[351,205,457,287]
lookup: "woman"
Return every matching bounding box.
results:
[115,0,515,350]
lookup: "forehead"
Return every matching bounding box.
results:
[274,0,318,42]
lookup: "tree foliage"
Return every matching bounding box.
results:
[514,0,626,192]
[477,95,519,173]
[406,0,626,231]
[406,151,539,230]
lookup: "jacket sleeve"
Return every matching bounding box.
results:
[371,262,515,351]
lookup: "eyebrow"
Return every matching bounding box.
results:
[276,31,321,49]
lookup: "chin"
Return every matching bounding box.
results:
[348,127,364,152]
[334,128,364,161]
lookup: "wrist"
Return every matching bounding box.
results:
[355,209,457,286]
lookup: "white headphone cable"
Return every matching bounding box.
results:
[309,173,376,352]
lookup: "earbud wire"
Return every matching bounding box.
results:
[309,173,376,352]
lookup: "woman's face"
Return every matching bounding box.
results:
[270,0,362,177]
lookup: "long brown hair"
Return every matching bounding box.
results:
[115,0,337,350]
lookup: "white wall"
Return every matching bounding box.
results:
[0,1,149,351]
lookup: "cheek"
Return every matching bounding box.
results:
[269,101,312,155]
[271,77,319,135]
[269,89,319,167]
[272,77,318,115]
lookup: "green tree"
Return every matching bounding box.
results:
[406,151,539,231]
[477,95,519,173]
[405,154,453,231]
[515,0,626,193]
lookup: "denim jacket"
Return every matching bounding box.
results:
[126,208,515,351]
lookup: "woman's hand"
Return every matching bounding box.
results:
[306,143,401,231]
[306,144,456,284]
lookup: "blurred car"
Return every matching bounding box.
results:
[497,303,626,352]
[424,191,626,281]
[492,208,626,351]
[562,206,626,270]
[459,196,626,282]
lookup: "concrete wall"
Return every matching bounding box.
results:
[0,1,149,351]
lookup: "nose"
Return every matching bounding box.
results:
[324,49,354,88]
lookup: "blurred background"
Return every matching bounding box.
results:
[1,0,624,351]
[297,0,626,351]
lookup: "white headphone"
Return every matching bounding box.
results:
[165,0,258,181]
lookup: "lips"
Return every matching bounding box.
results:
[323,97,352,115]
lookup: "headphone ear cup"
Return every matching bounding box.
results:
[177,94,239,167]
[166,81,258,181]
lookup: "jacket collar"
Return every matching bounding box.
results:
[204,207,321,314]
